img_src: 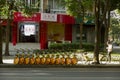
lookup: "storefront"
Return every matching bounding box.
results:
[13,12,75,49]
[13,12,40,45]
[72,16,95,44]
[1,12,104,50]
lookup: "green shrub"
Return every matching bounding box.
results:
[33,43,95,54]
[48,43,94,51]
[82,43,94,51]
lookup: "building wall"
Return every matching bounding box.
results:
[86,26,95,43]
[72,25,78,43]
[72,24,95,44]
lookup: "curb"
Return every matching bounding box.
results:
[1,64,120,68]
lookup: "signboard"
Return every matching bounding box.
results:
[24,24,35,36]
[14,12,75,24]
[14,12,40,22]
[41,13,57,22]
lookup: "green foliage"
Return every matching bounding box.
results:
[0,0,40,18]
[48,43,94,51]
[110,0,120,10]
[65,0,94,17]
[49,43,78,50]
[18,0,40,17]
[82,43,94,51]
[64,0,95,25]
[115,41,120,46]
[0,0,8,18]
[32,43,95,55]
[110,17,120,42]
[0,0,6,8]
[65,0,80,16]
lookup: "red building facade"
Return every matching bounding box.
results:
[12,12,75,49]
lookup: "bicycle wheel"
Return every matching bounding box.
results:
[100,56,109,64]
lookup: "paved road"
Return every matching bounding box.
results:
[0,68,120,80]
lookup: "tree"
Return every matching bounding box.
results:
[110,18,120,42]
[0,0,41,63]
[3,0,40,56]
[93,0,101,64]
[104,0,120,48]
[0,0,7,63]
[4,0,13,56]
[64,0,100,63]
[93,0,113,64]
[93,0,120,64]
[65,0,94,49]
[64,0,102,64]
[0,0,17,56]
[102,0,120,51]
[65,0,118,64]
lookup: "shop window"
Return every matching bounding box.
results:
[19,23,39,43]
[47,23,64,43]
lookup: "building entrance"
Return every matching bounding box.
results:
[19,22,39,43]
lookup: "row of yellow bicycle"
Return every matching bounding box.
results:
[14,53,78,65]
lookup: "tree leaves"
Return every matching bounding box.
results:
[65,0,94,17]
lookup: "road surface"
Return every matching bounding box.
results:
[0,68,120,80]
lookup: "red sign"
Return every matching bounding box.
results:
[14,12,75,24]
[14,12,41,22]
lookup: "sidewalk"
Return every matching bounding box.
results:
[1,56,120,68]
[1,43,120,68]
[2,43,40,55]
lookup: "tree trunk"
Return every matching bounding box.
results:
[103,0,110,51]
[93,0,100,64]
[104,22,108,51]
[93,21,100,64]
[79,4,84,49]
[104,12,110,51]
[107,9,111,41]
[4,16,10,56]
[0,22,3,64]
[80,23,83,49]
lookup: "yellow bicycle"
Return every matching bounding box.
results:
[99,52,109,64]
